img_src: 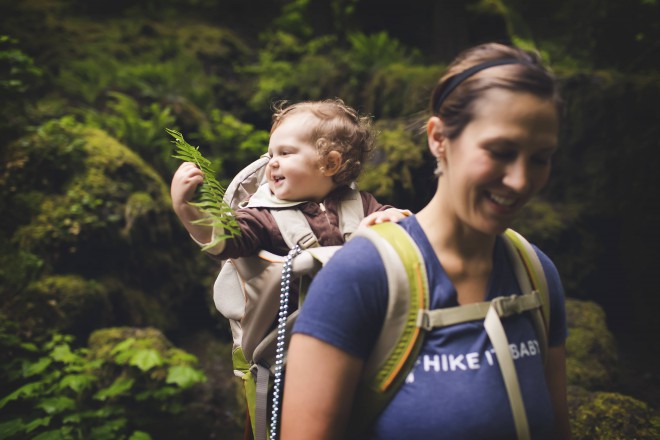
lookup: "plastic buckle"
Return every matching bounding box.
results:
[416,309,432,331]
[298,232,319,249]
[491,295,522,317]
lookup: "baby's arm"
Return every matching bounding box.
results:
[359,208,411,228]
[171,162,225,252]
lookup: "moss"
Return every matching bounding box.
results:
[10,274,114,337]
[360,118,430,208]
[2,116,212,338]
[361,63,443,119]
[511,199,582,244]
[122,191,157,237]
[565,299,618,389]
[569,386,660,440]
[10,118,168,261]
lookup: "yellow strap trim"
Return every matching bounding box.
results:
[504,229,550,330]
[368,223,428,393]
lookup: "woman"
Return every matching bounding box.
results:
[282,43,571,440]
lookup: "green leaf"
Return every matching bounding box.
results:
[25,416,51,433]
[129,349,163,372]
[36,396,76,415]
[89,418,127,440]
[23,357,53,377]
[0,382,42,410]
[166,365,206,389]
[62,413,81,424]
[50,344,78,364]
[32,426,72,440]
[110,338,136,356]
[94,377,134,401]
[0,418,24,440]
[58,373,96,393]
[20,342,39,352]
[167,128,240,246]
[129,431,152,440]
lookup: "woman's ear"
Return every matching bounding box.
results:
[427,116,447,159]
[321,150,342,176]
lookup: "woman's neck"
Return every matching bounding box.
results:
[416,193,496,304]
[417,193,496,257]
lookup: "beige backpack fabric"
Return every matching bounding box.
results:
[210,154,365,439]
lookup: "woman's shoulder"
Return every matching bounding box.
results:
[529,243,562,289]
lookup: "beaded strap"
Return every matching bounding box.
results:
[269,244,302,440]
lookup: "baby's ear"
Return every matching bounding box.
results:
[321,150,342,176]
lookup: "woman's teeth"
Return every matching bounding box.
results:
[489,193,516,206]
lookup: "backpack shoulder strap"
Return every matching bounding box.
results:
[270,209,319,249]
[270,187,364,249]
[504,229,550,336]
[346,222,429,435]
[223,154,270,209]
[337,188,365,239]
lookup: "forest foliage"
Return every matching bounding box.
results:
[0,0,658,438]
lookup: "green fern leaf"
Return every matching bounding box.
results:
[166,128,240,250]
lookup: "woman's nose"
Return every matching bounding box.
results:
[503,159,530,193]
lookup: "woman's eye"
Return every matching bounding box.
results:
[532,155,552,166]
[490,150,516,160]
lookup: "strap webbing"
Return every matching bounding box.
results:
[417,293,540,440]
[254,364,270,440]
[337,188,364,239]
[484,303,531,440]
[271,209,319,249]
[417,291,542,330]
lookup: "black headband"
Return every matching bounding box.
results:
[432,58,532,114]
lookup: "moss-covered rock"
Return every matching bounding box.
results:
[0,116,216,339]
[565,298,619,390]
[568,385,660,440]
[12,274,114,336]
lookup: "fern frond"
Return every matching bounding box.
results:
[167,128,240,250]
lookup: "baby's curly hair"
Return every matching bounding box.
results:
[271,99,375,186]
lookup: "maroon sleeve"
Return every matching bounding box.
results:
[359,191,393,216]
[205,208,286,261]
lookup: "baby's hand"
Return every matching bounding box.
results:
[359,208,411,228]
[171,162,204,213]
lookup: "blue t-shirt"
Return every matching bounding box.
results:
[293,216,568,440]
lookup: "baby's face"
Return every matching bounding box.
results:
[266,114,336,202]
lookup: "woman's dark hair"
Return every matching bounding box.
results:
[430,43,561,139]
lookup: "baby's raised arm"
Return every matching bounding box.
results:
[171,162,213,245]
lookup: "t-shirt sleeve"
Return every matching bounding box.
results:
[534,245,568,347]
[293,237,389,359]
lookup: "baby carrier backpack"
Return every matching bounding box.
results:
[211,153,366,440]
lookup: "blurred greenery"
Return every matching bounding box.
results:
[0,0,658,438]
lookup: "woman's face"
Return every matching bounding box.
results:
[435,88,559,235]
